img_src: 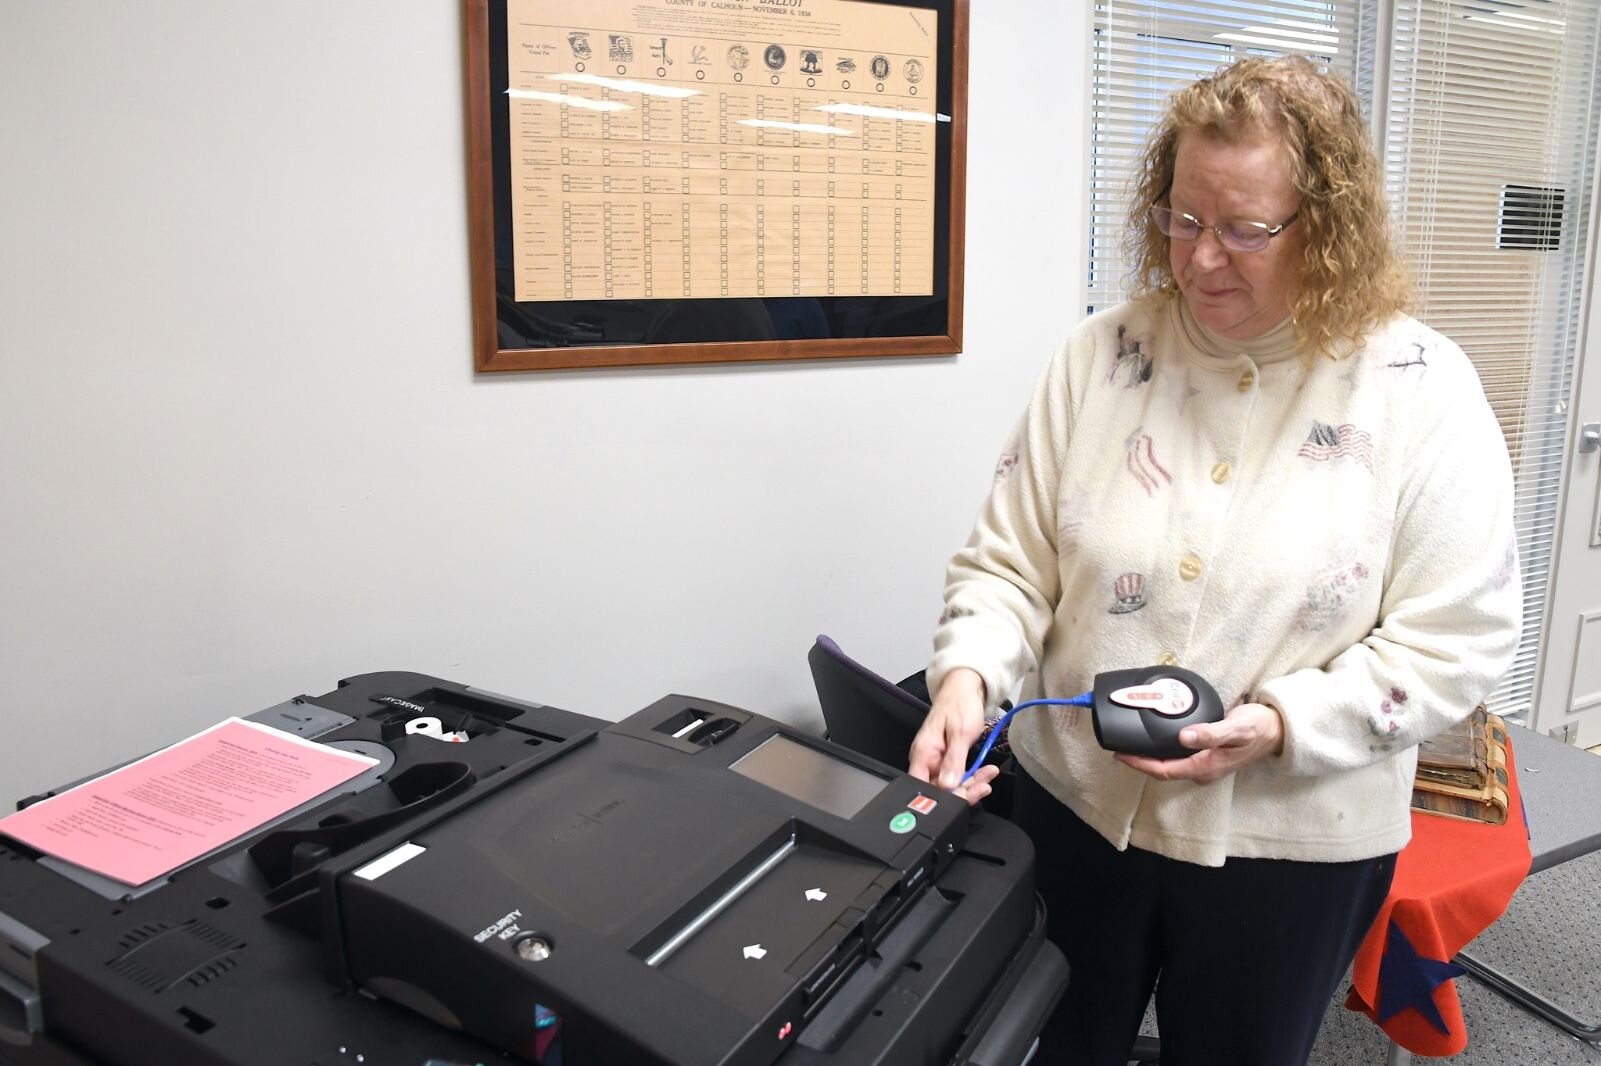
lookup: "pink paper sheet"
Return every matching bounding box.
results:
[0,718,377,886]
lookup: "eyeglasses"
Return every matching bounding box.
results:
[1150,205,1300,254]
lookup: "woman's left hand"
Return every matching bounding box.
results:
[1114,702,1285,784]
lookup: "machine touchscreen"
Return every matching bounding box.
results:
[730,734,889,819]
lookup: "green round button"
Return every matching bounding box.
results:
[889,811,917,834]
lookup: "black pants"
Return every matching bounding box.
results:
[1011,765,1396,1066]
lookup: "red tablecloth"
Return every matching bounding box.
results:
[1346,737,1532,1056]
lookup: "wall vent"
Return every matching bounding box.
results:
[1499,184,1564,251]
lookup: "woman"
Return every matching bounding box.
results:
[909,55,1521,1065]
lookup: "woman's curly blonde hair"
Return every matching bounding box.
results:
[1127,54,1411,358]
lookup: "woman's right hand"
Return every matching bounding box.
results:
[909,667,994,803]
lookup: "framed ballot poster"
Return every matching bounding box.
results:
[465,0,968,371]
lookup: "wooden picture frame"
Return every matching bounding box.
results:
[465,0,968,372]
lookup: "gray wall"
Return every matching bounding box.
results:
[0,1,1088,800]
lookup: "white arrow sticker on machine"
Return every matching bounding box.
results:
[744,944,768,960]
[805,888,827,902]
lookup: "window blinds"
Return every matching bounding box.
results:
[1384,0,1601,718]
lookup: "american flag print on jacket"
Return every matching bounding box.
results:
[1299,421,1374,472]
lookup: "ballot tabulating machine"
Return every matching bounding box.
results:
[0,672,1065,1066]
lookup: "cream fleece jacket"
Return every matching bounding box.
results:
[929,296,1522,866]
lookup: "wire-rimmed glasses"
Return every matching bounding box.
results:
[1150,205,1300,253]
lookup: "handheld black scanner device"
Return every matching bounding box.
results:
[1090,666,1225,760]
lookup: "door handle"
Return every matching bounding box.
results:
[1581,422,1601,454]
